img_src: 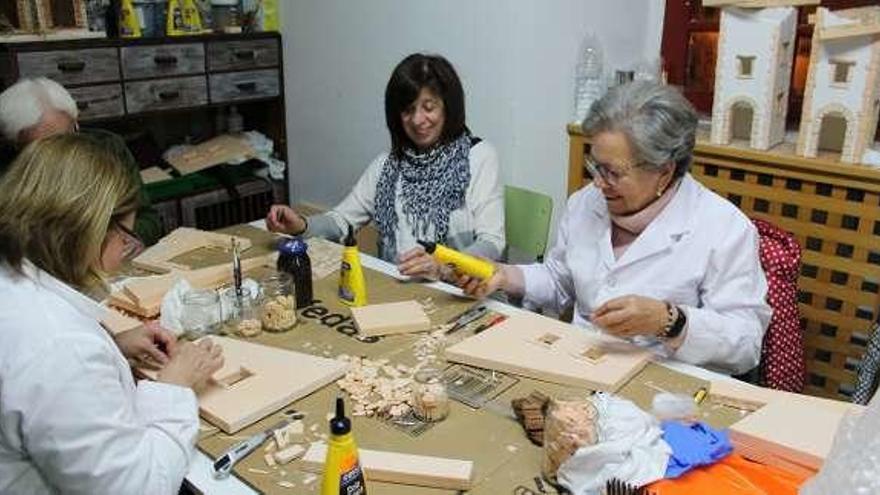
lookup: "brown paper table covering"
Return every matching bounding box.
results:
[159,225,746,494]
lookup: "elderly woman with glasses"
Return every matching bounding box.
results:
[461,82,770,375]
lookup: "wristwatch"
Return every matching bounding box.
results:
[660,303,687,340]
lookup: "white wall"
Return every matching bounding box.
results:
[279,0,665,241]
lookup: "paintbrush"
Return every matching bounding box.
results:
[232,239,243,306]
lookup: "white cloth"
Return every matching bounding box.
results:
[0,262,199,495]
[306,140,505,262]
[520,174,770,374]
[558,393,670,494]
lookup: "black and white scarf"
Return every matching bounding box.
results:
[374,133,473,258]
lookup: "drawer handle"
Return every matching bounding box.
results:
[234,50,256,60]
[235,82,258,93]
[76,101,90,111]
[154,54,179,66]
[57,59,86,72]
[158,90,181,101]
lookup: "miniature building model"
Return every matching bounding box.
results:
[13,0,87,33]
[710,6,799,150]
[796,6,880,164]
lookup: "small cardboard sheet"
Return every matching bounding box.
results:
[300,443,474,491]
[350,300,432,337]
[140,336,349,433]
[445,311,651,392]
[166,134,255,176]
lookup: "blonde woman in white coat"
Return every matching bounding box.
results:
[0,134,224,494]
[461,82,770,375]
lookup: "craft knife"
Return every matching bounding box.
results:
[445,305,489,334]
[213,418,290,479]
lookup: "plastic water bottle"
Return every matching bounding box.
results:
[573,35,604,123]
[276,237,313,308]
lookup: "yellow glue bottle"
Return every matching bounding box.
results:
[321,397,367,495]
[418,240,496,280]
[338,224,367,307]
[119,0,141,38]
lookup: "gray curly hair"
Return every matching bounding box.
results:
[582,81,697,178]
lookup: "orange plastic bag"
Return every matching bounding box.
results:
[646,454,812,495]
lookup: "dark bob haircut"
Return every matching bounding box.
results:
[385,53,466,158]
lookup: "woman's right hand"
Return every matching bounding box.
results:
[157,339,224,390]
[457,267,506,299]
[266,204,307,235]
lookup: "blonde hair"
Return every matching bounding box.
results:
[0,133,139,291]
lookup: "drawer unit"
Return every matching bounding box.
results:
[207,39,279,72]
[209,69,280,103]
[16,48,120,85]
[68,84,125,120]
[121,43,205,80]
[125,76,208,113]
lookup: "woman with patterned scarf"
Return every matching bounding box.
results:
[267,53,504,281]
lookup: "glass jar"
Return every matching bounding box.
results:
[221,287,261,337]
[181,289,222,338]
[259,273,297,332]
[412,368,450,423]
[541,396,598,483]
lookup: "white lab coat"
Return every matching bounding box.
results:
[0,262,198,495]
[520,174,771,375]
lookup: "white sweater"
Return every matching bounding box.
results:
[305,141,505,263]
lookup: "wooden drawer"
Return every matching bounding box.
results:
[16,48,120,85]
[209,69,280,103]
[68,84,125,120]
[125,76,207,113]
[207,39,279,72]
[121,43,205,80]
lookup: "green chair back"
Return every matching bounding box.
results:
[504,185,553,262]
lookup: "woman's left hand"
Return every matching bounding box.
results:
[397,247,450,281]
[114,321,178,368]
[590,295,667,338]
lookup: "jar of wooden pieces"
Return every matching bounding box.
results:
[222,287,261,338]
[412,368,450,422]
[259,273,297,332]
[541,396,598,483]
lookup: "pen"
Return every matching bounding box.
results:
[473,314,507,334]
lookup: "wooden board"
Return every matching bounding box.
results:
[728,398,862,472]
[444,311,651,392]
[139,166,173,184]
[140,337,349,433]
[108,253,276,317]
[132,227,253,273]
[166,134,255,176]
[100,307,143,335]
[709,379,864,412]
[300,443,473,491]
[350,300,431,337]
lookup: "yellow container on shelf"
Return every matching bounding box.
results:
[119,0,142,38]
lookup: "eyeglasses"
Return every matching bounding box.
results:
[584,155,635,187]
[114,220,144,261]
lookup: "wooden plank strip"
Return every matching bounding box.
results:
[300,443,473,491]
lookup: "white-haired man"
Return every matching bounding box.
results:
[0,77,162,245]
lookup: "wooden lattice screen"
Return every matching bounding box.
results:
[568,124,880,400]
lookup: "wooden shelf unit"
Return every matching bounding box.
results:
[568,123,880,400]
